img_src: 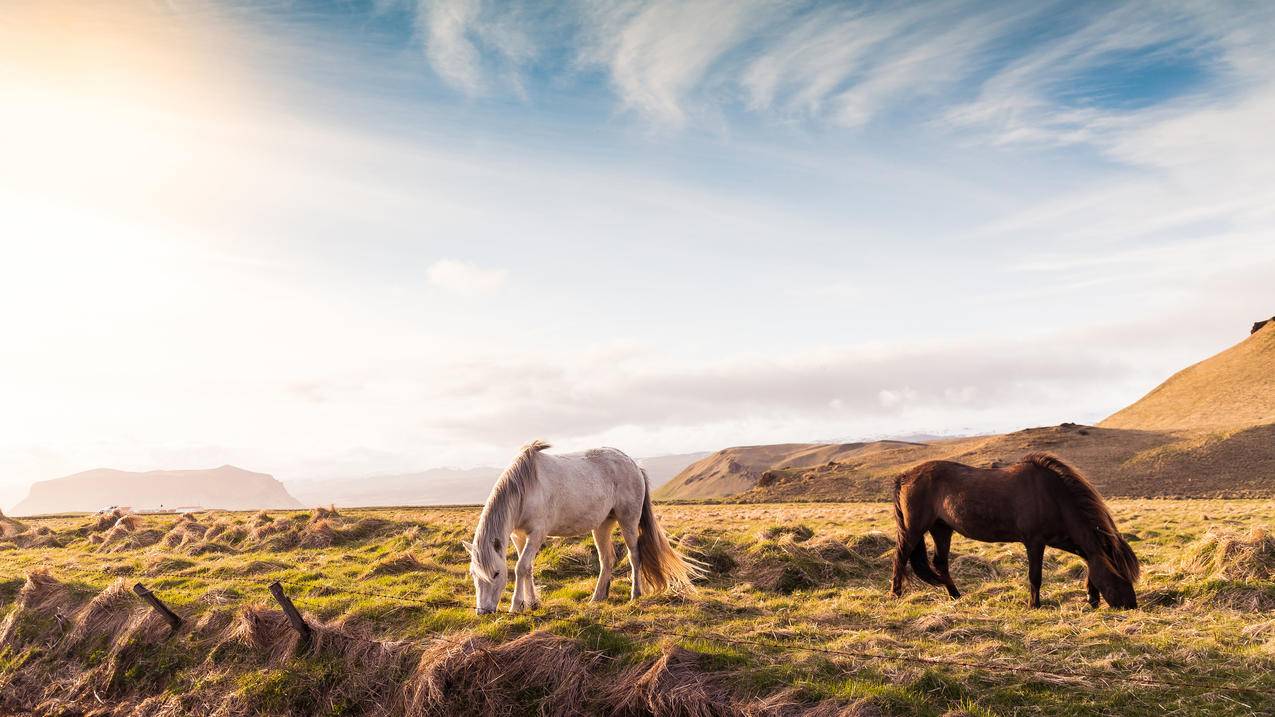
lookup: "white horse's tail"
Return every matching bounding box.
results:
[635,470,704,593]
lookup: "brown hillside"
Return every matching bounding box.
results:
[745,423,1275,501]
[660,422,1275,502]
[1101,320,1275,431]
[654,441,924,500]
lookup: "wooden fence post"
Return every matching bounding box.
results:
[268,581,311,641]
[132,583,182,633]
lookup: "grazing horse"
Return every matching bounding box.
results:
[891,453,1140,608]
[465,441,702,614]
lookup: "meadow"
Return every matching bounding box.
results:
[1,500,1273,716]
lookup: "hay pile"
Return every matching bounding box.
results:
[0,572,881,717]
[361,552,430,580]
[678,534,739,577]
[846,532,895,560]
[760,524,815,542]
[741,533,869,594]
[1178,527,1275,580]
[95,514,165,553]
[0,508,27,538]
[163,515,211,549]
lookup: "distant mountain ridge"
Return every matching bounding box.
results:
[285,452,711,507]
[12,465,301,516]
[286,467,502,508]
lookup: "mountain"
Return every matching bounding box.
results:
[637,452,712,489]
[11,465,301,516]
[285,467,502,508]
[1101,319,1275,431]
[659,320,1275,502]
[655,442,922,500]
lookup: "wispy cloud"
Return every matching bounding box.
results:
[576,0,776,125]
[407,1,1275,141]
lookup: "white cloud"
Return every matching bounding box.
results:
[577,0,775,125]
[419,0,486,93]
[426,259,508,295]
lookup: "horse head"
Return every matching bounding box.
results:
[464,536,508,614]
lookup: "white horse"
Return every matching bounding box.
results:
[464,440,702,614]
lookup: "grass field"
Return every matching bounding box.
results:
[1,500,1273,716]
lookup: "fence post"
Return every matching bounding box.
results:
[268,581,311,641]
[132,583,182,633]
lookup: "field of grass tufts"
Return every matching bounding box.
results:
[1,500,1273,716]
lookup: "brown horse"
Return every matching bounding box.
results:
[891,453,1140,608]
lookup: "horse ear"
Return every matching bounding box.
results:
[461,540,475,556]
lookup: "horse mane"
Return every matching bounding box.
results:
[1022,452,1140,582]
[472,440,551,579]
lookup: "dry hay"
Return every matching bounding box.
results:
[678,534,739,577]
[66,579,137,649]
[223,605,310,664]
[846,532,895,560]
[163,519,210,550]
[0,570,77,645]
[115,514,143,530]
[604,645,735,717]
[311,505,340,521]
[300,518,338,548]
[949,554,1001,582]
[9,524,66,549]
[760,524,815,542]
[742,535,866,593]
[539,539,615,581]
[98,525,165,553]
[1178,526,1275,581]
[742,689,885,717]
[248,511,293,544]
[86,508,127,533]
[217,605,416,713]
[205,522,249,545]
[0,508,28,538]
[2,580,877,717]
[405,632,600,717]
[361,552,430,580]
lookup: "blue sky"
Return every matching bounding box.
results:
[2,0,1273,505]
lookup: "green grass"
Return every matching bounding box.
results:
[1,501,1273,715]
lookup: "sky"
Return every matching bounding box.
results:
[2,0,1274,507]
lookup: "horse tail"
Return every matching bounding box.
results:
[636,469,704,593]
[1025,452,1140,583]
[894,473,944,587]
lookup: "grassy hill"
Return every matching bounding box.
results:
[660,323,1275,502]
[1102,319,1275,430]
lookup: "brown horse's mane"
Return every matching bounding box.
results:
[1022,452,1140,582]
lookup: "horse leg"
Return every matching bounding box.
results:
[1052,540,1099,608]
[1026,542,1045,608]
[929,524,961,599]
[591,520,617,602]
[510,531,544,613]
[618,518,643,600]
[892,524,935,596]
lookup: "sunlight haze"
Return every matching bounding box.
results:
[2,0,1273,509]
